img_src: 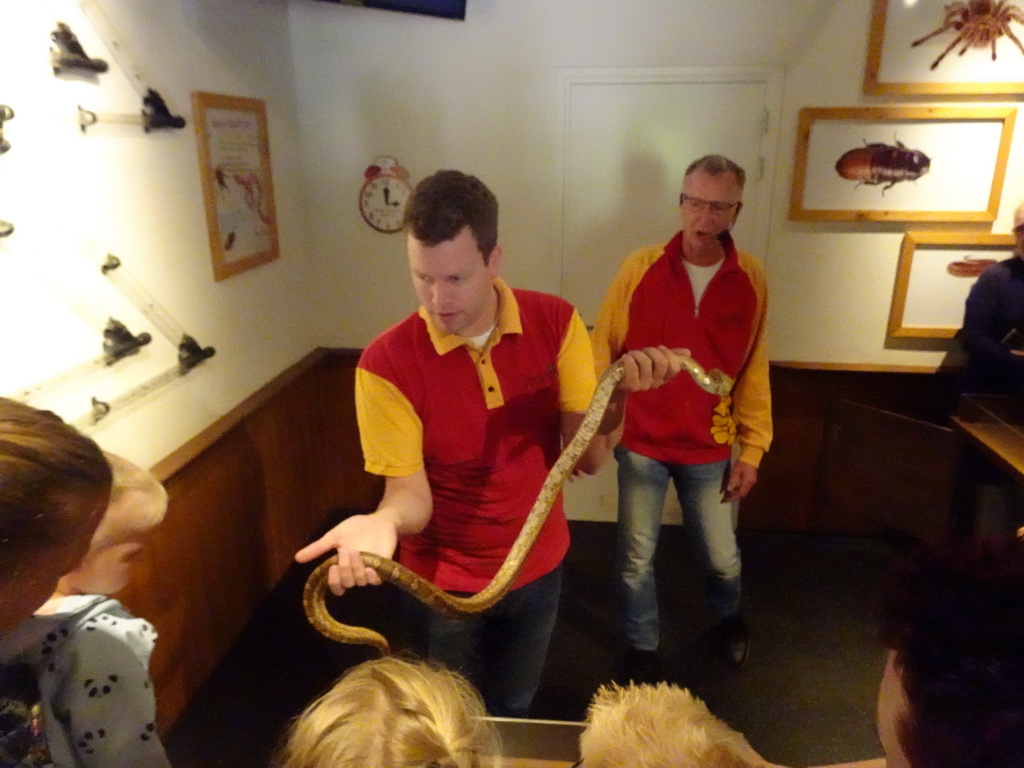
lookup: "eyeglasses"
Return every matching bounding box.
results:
[679,193,741,215]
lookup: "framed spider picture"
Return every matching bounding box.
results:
[887,231,1014,339]
[865,0,1024,95]
[789,106,1016,223]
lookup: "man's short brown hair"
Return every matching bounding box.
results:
[403,170,499,261]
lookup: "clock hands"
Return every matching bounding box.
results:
[383,184,401,207]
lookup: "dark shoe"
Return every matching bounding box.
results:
[718,615,750,668]
[621,648,661,684]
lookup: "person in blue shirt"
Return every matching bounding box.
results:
[958,202,1024,397]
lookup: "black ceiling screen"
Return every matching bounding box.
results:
[313,0,466,20]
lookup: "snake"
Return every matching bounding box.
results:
[303,351,734,653]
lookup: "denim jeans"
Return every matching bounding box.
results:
[614,446,741,651]
[404,564,562,718]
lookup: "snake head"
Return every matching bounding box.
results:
[705,369,733,395]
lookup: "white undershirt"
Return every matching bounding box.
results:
[684,258,723,306]
[464,323,496,350]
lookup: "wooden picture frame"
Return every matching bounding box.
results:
[789,106,1015,223]
[193,92,280,281]
[865,0,1024,96]
[888,231,1014,339]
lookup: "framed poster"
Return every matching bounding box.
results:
[864,0,1024,96]
[789,106,1015,223]
[887,231,1014,339]
[192,92,280,281]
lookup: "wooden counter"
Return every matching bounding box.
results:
[950,395,1024,534]
[952,395,1024,481]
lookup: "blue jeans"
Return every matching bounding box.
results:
[404,564,562,718]
[614,446,741,651]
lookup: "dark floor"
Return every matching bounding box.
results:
[165,521,904,768]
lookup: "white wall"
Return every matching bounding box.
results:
[9,0,1023,476]
[290,0,1024,362]
[767,0,1024,367]
[0,0,315,468]
[288,0,835,346]
[288,0,1024,520]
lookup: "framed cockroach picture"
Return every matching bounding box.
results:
[865,0,1024,96]
[789,106,1016,223]
[888,231,1015,339]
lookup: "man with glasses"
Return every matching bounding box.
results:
[592,154,771,682]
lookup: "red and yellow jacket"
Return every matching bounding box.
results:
[591,231,772,467]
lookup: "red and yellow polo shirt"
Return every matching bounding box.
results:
[356,278,595,592]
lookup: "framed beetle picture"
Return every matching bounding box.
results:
[887,231,1015,339]
[864,0,1024,96]
[789,106,1016,223]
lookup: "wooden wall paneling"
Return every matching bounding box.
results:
[244,362,330,581]
[318,350,384,513]
[816,400,956,541]
[113,487,201,730]
[118,351,336,731]
[741,365,961,534]
[741,367,832,531]
[120,426,270,730]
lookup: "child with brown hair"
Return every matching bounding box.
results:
[0,453,171,767]
[0,397,111,635]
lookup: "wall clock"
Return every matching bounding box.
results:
[359,156,412,233]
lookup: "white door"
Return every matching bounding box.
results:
[559,67,782,327]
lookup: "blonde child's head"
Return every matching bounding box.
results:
[579,682,765,768]
[277,656,500,768]
[0,397,111,631]
[56,453,167,597]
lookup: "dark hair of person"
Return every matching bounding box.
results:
[0,397,112,578]
[881,536,1024,768]
[402,170,499,262]
[684,154,746,190]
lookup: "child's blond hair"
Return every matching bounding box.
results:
[580,682,765,768]
[277,656,499,768]
[89,453,168,550]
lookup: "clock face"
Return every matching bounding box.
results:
[359,175,411,233]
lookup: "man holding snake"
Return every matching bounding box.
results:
[296,169,681,717]
[591,154,772,681]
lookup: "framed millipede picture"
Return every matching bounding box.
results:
[789,106,1016,223]
[864,0,1024,96]
[887,231,1015,339]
